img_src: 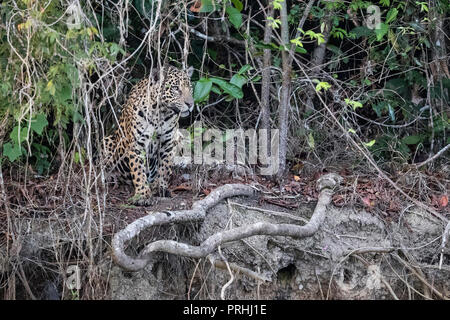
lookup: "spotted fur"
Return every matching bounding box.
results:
[102,65,194,205]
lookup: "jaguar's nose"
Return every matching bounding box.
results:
[185,97,194,111]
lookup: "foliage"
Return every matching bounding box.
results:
[0,0,449,175]
[0,0,126,173]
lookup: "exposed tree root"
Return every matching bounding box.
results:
[112,173,342,271]
[209,257,271,283]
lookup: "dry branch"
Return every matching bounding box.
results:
[210,257,271,283]
[414,144,450,169]
[259,3,274,133]
[439,220,450,270]
[112,173,342,271]
[189,28,246,46]
[277,0,292,179]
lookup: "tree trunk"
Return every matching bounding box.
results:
[277,0,292,180]
[304,14,331,113]
[260,3,274,133]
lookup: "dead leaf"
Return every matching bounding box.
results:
[292,163,304,173]
[388,200,401,212]
[171,184,192,192]
[293,175,301,182]
[313,171,322,180]
[440,195,448,208]
[263,198,299,209]
[333,194,346,206]
[362,196,375,208]
[190,0,202,12]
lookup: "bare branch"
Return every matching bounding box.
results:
[189,28,246,46]
[414,144,450,169]
[210,257,271,283]
[277,0,292,179]
[440,220,450,270]
[287,0,316,66]
[260,3,274,132]
[218,246,234,300]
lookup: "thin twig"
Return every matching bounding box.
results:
[392,253,448,300]
[218,246,234,300]
[440,220,450,270]
[414,144,450,169]
[210,258,271,282]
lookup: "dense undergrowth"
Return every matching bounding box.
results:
[0,0,448,174]
[0,0,448,300]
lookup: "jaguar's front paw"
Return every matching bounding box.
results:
[155,188,172,198]
[128,194,157,206]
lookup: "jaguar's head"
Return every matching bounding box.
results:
[153,65,194,118]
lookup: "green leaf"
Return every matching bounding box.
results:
[251,75,262,83]
[364,140,376,147]
[46,80,56,96]
[408,22,426,33]
[267,17,281,29]
[290,37,304,48]
[350,26,372,39]
[210,78,243,99]
[10,126,28,144]
[194,78,213,103]
[344,98,363,110]
[416,1,428,12]
[3,142,22,162]
[31,113,48,135]
[375,23,389,41]
[231,0,243,11]
[73,110,84,123]
[307,132,315,149]
[108,43,122,57]
[199,0,217,12]
[387,104,395,122]
[272,0,283,10]
[315,81,331,92]
[226,6,242,29]
[295,46,307,54]
[331,27,348,40]
[238,64,253,75]
[211,85,222,95]
[402,135,422,145]
[57,85,73,102]
[386,8,398,24]
[254,41,279,50]
[230,74,247,89]
[74,151,82,164]
[64,64,80,88]
[372,101,388,117]
[303,30,325,45]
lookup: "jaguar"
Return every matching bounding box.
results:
[102,65,194,205]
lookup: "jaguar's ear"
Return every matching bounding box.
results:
[150,67,160,83]
[186,66,194,78]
